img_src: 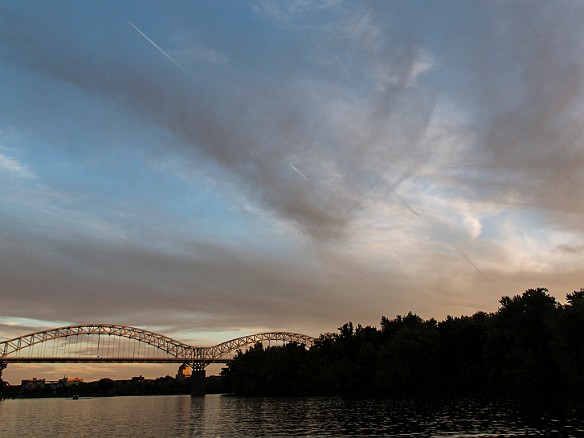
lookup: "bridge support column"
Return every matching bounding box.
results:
[189,362,206,396]
[0,362,6,400]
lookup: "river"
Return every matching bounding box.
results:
[2,394,584,436]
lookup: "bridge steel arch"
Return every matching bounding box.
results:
[0,324,196,361]
[207,332,315,360]
[0,324,315,365]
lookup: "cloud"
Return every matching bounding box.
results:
[556,244,584,255]
[0,3,445,241]
[435,3,584,227]
[1,2,584,366]
[0,225,387,334]
[251,0,342,28]
[168,35,229,65]
[0,151,33,178]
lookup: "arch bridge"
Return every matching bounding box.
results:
[0,324,315,386]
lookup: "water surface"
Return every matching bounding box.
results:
[2,394,583,436]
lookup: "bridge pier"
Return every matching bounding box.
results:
[189,369,206,396]
[0,326,315,398]
[189,361,206,396]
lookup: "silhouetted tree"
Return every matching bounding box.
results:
[222,287,584,396]
[486,288,561,389]
[557,289,584,386]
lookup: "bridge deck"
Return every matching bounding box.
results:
[0,325,315,368]
[1,357,231,364]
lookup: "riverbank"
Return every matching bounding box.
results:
[1,374,225,399]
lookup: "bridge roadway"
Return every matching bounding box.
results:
[0,357,230,363]
[0,324,315,394]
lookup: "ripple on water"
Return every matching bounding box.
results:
[2,394,584,436]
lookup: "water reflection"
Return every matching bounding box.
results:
[2,394,584,436]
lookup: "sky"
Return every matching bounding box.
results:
[2,0,584,382]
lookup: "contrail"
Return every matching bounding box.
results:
[391,250,415,276]
[128,21,198,82]
[289,163,309,182]
[454,246,482,275]
[393,190,420,217]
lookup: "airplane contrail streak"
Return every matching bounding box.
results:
[128,21,198,83]
[391,250,415,275]
[455,246,482,275]
[289,163,310,182]
[393,190,420,217]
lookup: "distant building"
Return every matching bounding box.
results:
[60,376,83,386]
[21,378,45,391]
[176,364,192,382]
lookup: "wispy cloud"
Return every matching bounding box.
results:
[252,0,342,28]
[169,40,229,65]
[1,2,584,380]
[556,244,584,254]
[0,152,33,178]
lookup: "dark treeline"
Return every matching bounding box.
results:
[9,377,188,398]
[221,288,584,396]
[1,375,227,399]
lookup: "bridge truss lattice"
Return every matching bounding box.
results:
[0,324,315,372]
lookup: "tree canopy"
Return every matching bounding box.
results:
[222,288,584,396]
